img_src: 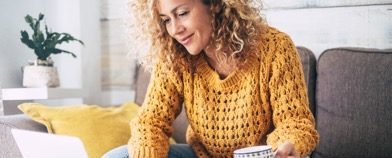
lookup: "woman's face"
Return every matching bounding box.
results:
[158,0,213,55]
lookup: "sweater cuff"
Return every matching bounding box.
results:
[129,146,167,158]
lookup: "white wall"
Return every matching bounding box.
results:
[0,0,83,88]
[80,0,102,105]
[262,1,392,57]
[0,0,102,114]
[100,0,136,106]
[0,0,45,88]
[263,0,392,9]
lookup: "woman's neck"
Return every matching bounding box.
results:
[203,48,236,79]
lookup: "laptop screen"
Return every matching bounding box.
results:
[11,129,88,158]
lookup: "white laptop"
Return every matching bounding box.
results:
[11,129,88,158]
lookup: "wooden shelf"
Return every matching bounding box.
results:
[1,88,83,101]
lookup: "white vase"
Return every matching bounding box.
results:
[22,65,60,88]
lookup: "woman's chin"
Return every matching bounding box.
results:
[186,48,202,56]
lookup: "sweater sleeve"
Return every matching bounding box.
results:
[128,63,183,158]
[186,126,211,158]
[266,33,319,157]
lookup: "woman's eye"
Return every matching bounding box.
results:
[178,11,188,16]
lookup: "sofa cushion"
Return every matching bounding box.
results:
[313,47,392,158]
[18,102,140,158]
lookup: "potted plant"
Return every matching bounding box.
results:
[20,13,84,88]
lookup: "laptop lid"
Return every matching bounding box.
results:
[11,129,88,158]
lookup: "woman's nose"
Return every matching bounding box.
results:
[170,20,185,36]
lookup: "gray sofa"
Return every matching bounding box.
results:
[1,47,391,158]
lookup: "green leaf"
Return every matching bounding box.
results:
[58,33,84,45]
[38,13,44,20]
[20,31,35,49]
[34,47,47,60]
[25,15,33,23]
[25,15,34,30]
[45,25,50,37]
[37,31,45,43]
[43,32,54,47]
[21,13,84,59]
[32,14,43,34]
[46,33,60,48]
[48,48,77,58]
[34,21,40,35]
[32,31,44,48]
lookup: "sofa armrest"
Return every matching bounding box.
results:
[0,114,47,158]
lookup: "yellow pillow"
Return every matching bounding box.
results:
[18,101,139,158]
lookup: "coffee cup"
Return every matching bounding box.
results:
[233,145,274,158]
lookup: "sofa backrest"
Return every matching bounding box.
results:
[134,47,317,143]
[297,46,317,114]
[0,114,47,158]
[312,47,392,158]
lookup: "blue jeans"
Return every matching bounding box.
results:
[102,144,197,158]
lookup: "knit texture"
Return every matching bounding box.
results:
[128,27,319,158]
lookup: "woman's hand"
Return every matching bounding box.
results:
[274,141,299,158]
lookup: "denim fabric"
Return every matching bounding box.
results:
[102,144,197,158]
[101,145,128,158]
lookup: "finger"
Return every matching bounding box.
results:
[291,147,299,158]
[275,141,298,158]
[274,151,279,158]
[274,150,289,158]
[276,146,290,155]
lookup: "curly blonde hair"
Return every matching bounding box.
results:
[129,0,266,72]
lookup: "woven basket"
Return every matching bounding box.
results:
[22,65,60,88]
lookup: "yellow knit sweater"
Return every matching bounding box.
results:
[128,27,319,158]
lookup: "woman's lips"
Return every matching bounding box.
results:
[179,34,194,45]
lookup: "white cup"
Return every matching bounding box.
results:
[233,145,274,158]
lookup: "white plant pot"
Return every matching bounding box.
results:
[22,65,60,88]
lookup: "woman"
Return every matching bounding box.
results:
[104,0,319,157]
